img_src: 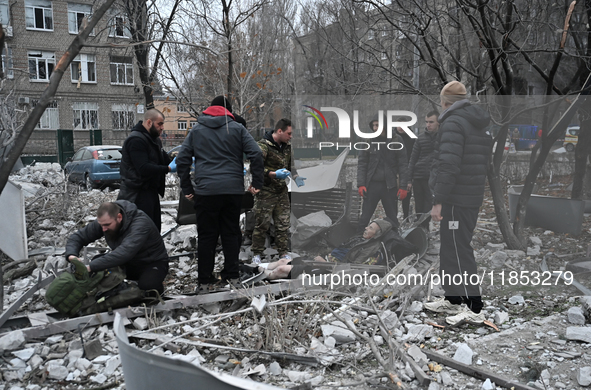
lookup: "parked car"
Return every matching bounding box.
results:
[64,145,122,189]
[563,126,580,152]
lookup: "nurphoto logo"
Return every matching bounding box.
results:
[302,106,418,150]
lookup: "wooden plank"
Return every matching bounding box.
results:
[423,349,539,390]
[20,280,305,341]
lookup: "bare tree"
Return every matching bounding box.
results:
[0,0,118,196]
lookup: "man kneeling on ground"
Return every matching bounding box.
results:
[262,219,392,280]
[65,201,169,294]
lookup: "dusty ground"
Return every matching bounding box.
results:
[1,164,590,390]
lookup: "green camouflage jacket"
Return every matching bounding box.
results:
[258,132,296,193]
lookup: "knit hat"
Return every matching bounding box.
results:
[210,96,233,113]
[370,219,392,238]
[440,81,467,105]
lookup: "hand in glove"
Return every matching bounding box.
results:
[358,186,367,198]
[243,167,247,176]
[275,168,291,179]
[397,189,408,200]
[294,176,306,187]
[169,157,177,173]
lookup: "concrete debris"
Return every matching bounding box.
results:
[526,245,541,256]
[508,295,525,305]
[251,295,267,314]
[453,343,474,365]
[490,251,508,268]
[407,344,428,365]
[269,362,282,376]
[566,327,591,343]
[133,317,149,330]
[320,324,356,344]
[530,236,542,246]
[403,324,434,342]
[482,378,495,390]
[493,311,509,324]
[578,367,591,386]
[567,306,586,325]
[484,242,505,252]
[0,330,26,351]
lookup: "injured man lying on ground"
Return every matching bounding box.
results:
[258,219,418,280]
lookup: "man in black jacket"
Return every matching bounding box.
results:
[425,81,492,326]
[357,115,409,231]
[65,201,169,293]
[176,96,264,293]
[408,110,439,229]
[118,109,171,232]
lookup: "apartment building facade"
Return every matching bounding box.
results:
[1,0,144,155]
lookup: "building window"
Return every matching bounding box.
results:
[68,3,93,34]
[73,102,98,130]
[189,121,197,128]
[109,14,131,38]
[110,56,134,85]
[28,50,55,81]
[33,100,59,129]
[381,52,387,60]
[111,104,135,130]
[0,0,9,25]
[25,0,53,31]
[177,104,187,112]
[381,29,387,37]
[528,86,535,95]
[177,121,187,131]
[70,54,96,83]
[1,47,13,79]
[368,29,374,40]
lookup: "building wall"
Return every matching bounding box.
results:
[4,0,144,155]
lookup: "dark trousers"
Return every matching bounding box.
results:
[358,181,399,230]
[134,189,162,233]
[194,194,243,284]
[440,203,483,313]
[413,179,432,229]
[401,189,412,219]
[126,259,169,294]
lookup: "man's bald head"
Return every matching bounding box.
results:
[142,109,165,137]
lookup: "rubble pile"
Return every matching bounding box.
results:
[1,166,591,389]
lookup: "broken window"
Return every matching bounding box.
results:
[111,103,135,130]
[1,47,13,79]
[28,50,55,81]
[68,3,93,34]
[73,102,99,130]
[108,14,131,38]
[70,54,96,83]
[25,0,53,30]
[33,100,59,129]
[109,56,134,85]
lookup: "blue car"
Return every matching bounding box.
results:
[64,145,122,189]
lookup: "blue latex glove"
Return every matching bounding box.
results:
[294,176,306,187]
[169,157,177,173]
[275,168,291,179]
[243,167,247,176]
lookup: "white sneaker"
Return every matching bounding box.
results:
[445,309,485,326]
[424,298,464,315]
[252,255,261,265]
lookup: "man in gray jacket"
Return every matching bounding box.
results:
[176,96,264,293]
[65,201,169,294]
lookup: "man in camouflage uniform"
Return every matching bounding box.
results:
[251,119,305,264]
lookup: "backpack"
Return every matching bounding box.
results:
[46,259,146,317]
